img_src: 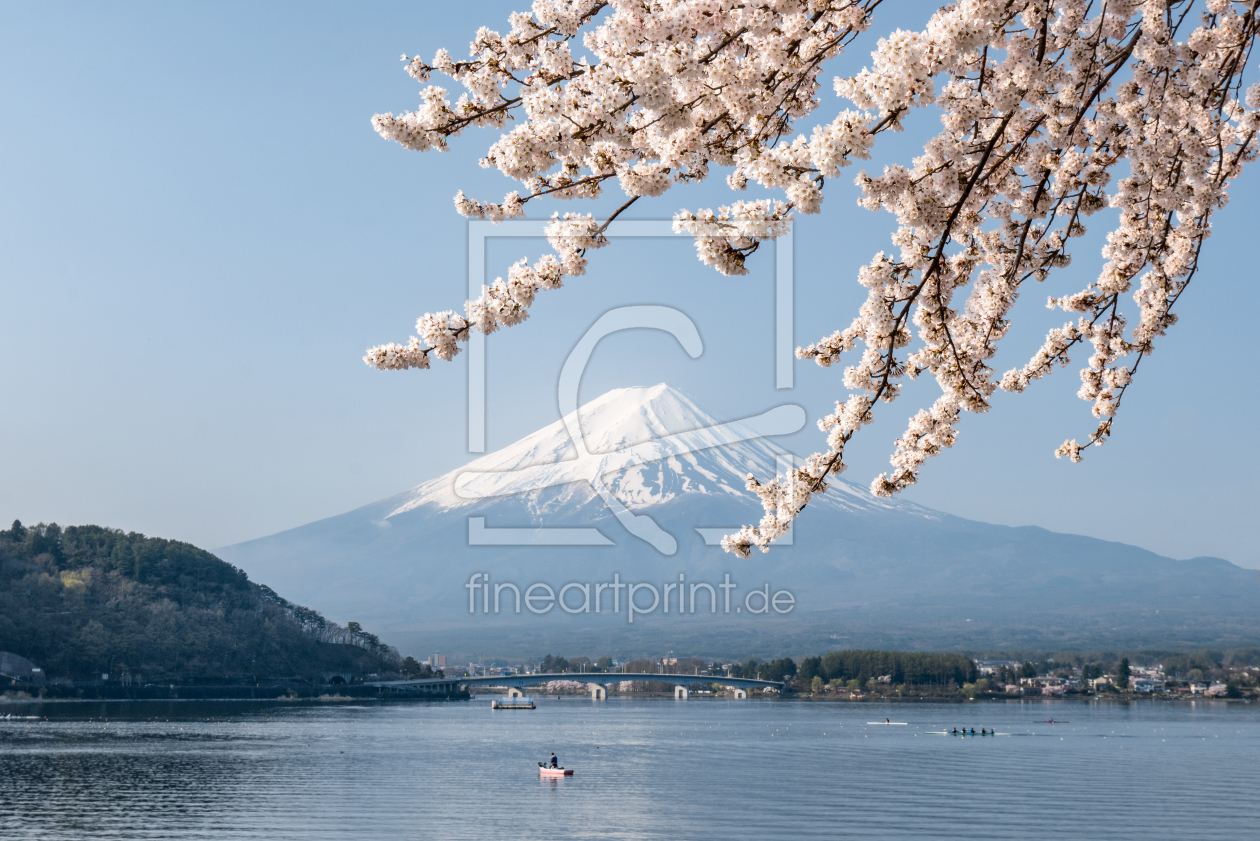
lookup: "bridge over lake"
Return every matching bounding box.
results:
[366,672,784,699]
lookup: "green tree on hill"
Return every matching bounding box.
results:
[0,521,399,681]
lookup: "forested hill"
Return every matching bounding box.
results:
[0,521,400,681]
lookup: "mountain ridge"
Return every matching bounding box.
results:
[371,383,940,526]
[216,384,1259,656]
[0,521,401,681]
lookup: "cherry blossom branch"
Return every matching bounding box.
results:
[360,0,1260,560]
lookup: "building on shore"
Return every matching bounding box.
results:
[0,652,42,684]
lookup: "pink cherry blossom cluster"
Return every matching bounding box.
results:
[366,0,883,367]
[364,0,1259,558]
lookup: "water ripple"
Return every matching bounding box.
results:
[0,698,1254,839]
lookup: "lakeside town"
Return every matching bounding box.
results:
[9,638,1260,706]
[466,652,1260,700]
[8,645,1259,703]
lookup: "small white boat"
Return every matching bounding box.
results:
[539,765,573,777]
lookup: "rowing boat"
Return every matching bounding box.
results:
[539,767,573,777]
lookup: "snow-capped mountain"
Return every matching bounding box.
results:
[216,385,1260,657]
[385,383,918,521]
[388,383,776,516]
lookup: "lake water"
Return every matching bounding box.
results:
[1,696,1254,839]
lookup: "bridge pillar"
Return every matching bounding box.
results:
[507,687,524,698]
[590,685,606,701]
[674,686,689,700]
[731,687,747,699]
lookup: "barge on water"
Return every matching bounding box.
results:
[492,696,536,710]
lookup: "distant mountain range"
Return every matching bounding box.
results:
[217,385,1260,658]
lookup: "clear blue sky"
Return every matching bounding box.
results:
[2,2,1257,568]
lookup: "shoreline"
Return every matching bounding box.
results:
[3,693,1250,706]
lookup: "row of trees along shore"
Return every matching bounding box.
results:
[0,521,400,683]
[796,651,978,687]
[527,649,1260,698]
[529,651,975,693]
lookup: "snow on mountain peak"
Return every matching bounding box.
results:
[386,384,792,516]
[564,383,714,452]
[383,383,924,522]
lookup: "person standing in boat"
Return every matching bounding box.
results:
[550,752,558,768]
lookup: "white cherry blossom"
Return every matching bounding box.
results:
[363,0,1260,558]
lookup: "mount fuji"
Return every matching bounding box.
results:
[217,384,1260,657]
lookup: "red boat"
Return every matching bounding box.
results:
[539,766,573,777]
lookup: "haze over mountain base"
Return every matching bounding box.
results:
[218,386,1260,658]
